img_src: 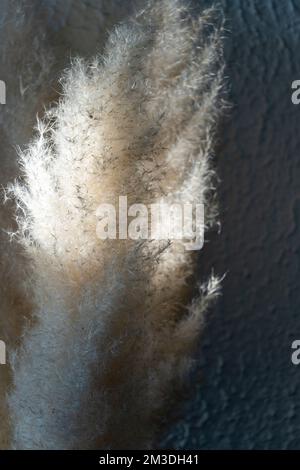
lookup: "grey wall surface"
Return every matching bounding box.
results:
[163,0,300,450]
[3,0,299,450]
[29,0,300,450]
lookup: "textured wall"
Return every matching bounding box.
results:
[28,0,300,450]
[162,0,300,450]
[3,0,299,450]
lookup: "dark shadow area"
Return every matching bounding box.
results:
[163,0,300,449]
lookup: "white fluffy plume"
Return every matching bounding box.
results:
[5,0,224,449]
[0,0,56,448]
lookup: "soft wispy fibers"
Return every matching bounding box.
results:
[0,0,55,448]
[4,0,224,449]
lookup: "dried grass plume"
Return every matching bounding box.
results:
[3,0,225,449]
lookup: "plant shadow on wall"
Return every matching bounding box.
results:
[161,0,300,450]
[2,0,300,451]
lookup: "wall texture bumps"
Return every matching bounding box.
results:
[163,0,300,450]
[1,0,299,449]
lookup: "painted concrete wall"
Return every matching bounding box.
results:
[14,0,300,450]
[163,0,300,450]
[2,0,299,449]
